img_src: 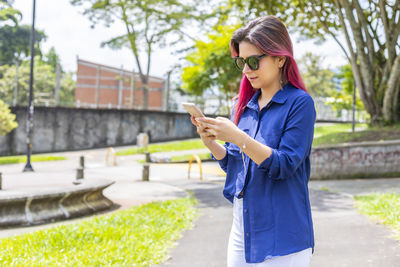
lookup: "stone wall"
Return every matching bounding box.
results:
[0,106,197,156]
[310,140,400,179]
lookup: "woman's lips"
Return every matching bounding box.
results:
[248,77,258,82]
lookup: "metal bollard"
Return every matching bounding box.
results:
[142,164,149,181]
[0,172,2,190]
[73,167,84,185]
[76,167,84,179]
[80,156,85,169]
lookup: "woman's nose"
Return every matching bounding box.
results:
[242,63,252,74]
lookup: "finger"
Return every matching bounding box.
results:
[196,117,218,125]
[205,128,217,137]
[198,124,207,132]
[191,115,199,127]
[216,116,228,120]
[200,123,217,130]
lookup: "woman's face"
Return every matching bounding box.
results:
[238,41,285,91]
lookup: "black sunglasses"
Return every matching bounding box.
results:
[233,54,267,71]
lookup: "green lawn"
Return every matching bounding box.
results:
[314,123,367,138]
[354,193,400,240]
[116,139,206,156]
[0,197,198,266]
[0,155,66,165]
[117,139,224,156]
[119,123,400,157]
[137,152,212,164]
[313,123,400,147]
[170,152,212,163]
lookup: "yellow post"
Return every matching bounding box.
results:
[188,154,203,181]
[106,147,117,166]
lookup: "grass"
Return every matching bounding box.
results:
[137,152,212,164]
[314,123,367,138]
[118,123,400,156]
[0,197,198,266]
[116,139,206,156]
[117,139,224,156]
[170,152,212,163]
[318,186,330,192]
[313,123,400,147]
[354,193,400,240]
[0,155,66,165]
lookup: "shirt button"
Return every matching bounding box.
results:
[246,233,249,237]
[244,209,248,213]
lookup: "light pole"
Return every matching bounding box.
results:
[23,0,36,172]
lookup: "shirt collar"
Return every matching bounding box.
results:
[246,83,290,111]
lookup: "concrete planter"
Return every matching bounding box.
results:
[310,140,400,180]
[0,179,114,227]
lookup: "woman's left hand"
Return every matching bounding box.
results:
[196,117,241,144]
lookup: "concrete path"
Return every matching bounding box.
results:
[1,146,400,267]
[157,178,400,267]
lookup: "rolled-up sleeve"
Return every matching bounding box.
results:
[211,142,230,173]
[257,94,316,180]
[211,101,237,174]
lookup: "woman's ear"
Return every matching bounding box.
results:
[277,56,286,68]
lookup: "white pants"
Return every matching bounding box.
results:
[227,197,313,267]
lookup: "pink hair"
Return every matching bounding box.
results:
[230,16,308,125]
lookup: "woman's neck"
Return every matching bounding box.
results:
[259,80,281,102]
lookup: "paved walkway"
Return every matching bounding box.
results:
[0,146,399,266]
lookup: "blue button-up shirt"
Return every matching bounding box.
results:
[211,83,316,263]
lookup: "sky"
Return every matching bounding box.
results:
[13,0,348,79]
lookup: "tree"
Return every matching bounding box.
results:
[70,0,208,110]
[182,24,241,112]
[230,0,400,125]
[0,0,21,27]
[0,99,17,136]
[0,25,47,66]
[0,56,76,106]
[327,64,365,118]
[43,46,60,71]
[297,52,335,97]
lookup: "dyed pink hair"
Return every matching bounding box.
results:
[230,16,308,125]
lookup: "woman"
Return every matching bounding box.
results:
[191,16,316,266]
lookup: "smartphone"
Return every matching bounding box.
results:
[182,102,205,118]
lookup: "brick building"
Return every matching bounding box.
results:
[75,58,166,110]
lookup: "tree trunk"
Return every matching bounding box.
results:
[383,54,400,123]
[334,0,399,125]
[142,83,149,110]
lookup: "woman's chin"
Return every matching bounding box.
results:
[249,81,261,88]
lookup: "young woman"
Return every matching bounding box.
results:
[191,16,316,266]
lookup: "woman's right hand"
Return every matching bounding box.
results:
[190,115,216,146]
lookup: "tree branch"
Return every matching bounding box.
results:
[378,0,394,65]
[383,53,400,121]
[309,1,350,61]
[119,1,144,81]
[146,36,152,81]
[354,0,375,66]
[389,0,399,36]
[391,7,400,52]
[339,0,376,107]
[333,0,372,115]
[369,21,384,52]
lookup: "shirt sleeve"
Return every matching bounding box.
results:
[211,142,230,173]
[210,99,237,173]
[256,94,316,180]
